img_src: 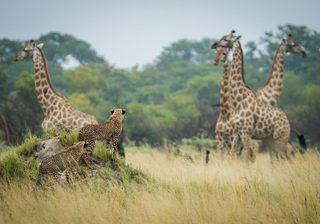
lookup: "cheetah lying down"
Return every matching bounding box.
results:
[37,141,88,186]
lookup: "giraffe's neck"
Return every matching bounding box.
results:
[33,47,64,115]
[257,43,286,106]
[219,62,232,119]
[229,41,253,108]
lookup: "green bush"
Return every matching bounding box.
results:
[58,131,79,147]
[93,141,113,161]
[0,152,25,180]
[44,128,79,147]
[182,135,216,151]
[16,133,40,155]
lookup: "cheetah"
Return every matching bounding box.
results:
[36,141,88,186]
[79,108,126,160]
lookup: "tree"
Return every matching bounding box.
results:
[1,28,320,146]
[38,32,105,65]
[125,103,162,145]
[64,64,103,93]
[0,39,23,65]
[247,24,320,82]
[0,72,42,144]
[156,38,214,67]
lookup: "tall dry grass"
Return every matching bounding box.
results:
[0,148,320,224]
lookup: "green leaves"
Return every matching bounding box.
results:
[1,26,320,145]
[156,38,214,67]
[38,32,105,65]
[0,151,25,180]
[0,38,23,64]
[247,24,320,81]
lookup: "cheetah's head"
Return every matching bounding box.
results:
[110,108,126,121]
[68,141,88,154]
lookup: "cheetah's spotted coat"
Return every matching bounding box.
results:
[79,108,126,160]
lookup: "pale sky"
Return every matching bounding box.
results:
[1,0,319,68]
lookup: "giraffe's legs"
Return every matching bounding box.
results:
[233,132,256,162]
[231,133,240,158]
[268,122,291,162]
[269,139,291,162]
[243,135,256,162]
[216,134,228,151]
[217,133,239,159]
[217,135,230,159]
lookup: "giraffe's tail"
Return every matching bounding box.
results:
[211,103,221,108]
[291,128,307,153]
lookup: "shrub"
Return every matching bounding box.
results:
[43,128,79,147]
[93,141,113,161]
[182,135,216,151]
[0,152,25,180]
[16,133,40,156]
[58,131,79,147]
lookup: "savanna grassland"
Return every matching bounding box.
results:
[0,144,319,224]
[0,24,320,224]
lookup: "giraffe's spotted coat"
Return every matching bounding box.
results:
[15,40,98,131]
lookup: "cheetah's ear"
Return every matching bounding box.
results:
[111,109,114,114]
[122,109,126,115]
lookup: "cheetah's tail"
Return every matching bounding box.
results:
[291,128,307,153]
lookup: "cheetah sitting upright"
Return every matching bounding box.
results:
[37,141,88,186]
[79,108,126,160]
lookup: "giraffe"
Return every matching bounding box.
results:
[213,60,234,151]
[213,36,292,161]
[15,40,98,131]
[256,34,307,106]
[210,31,236,152]
[212,33,307,152]
[212,33,307,106]
[210,30,236,65]
[211,31,259,156]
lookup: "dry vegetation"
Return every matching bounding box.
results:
[0,145,320,224]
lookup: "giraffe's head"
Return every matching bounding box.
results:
[211,30,242,49]
[283,34,307,58]
[211,30,241,65]
[15,40,44,61]
[212,47,230,65]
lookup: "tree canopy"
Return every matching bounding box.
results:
[0,25,319,145]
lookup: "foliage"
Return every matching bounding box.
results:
[247,24,320,82]
[93,141,113,161]
[0,151,25,180]
[156,38,214,67]
[182,135,216,150]
[0,38,23,64]
[0,71,43,144]
[64,64,103,93]
[43,128,79,147]
[0,24,319,145]
[16,132,40,155]
[38,32,105,65]
[125,103,164,145]
[68,93,95,115]
[0,134,151,185]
